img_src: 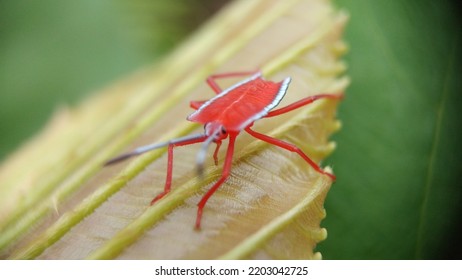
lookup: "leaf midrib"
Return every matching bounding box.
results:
[414,33,459,259]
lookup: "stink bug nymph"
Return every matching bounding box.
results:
[105,71,343,229]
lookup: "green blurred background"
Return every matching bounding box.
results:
[319,0,462,260]
[1,0,461,259]
[0,0,223,160]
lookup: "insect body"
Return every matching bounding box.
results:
[105,71,342,229]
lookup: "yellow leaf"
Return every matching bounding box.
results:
[1,0,348,259]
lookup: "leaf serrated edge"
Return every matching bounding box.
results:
[218,174,330,260]
[8,2,348,260]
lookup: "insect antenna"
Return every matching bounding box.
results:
[196,129,221,177]
[104,133,206,166]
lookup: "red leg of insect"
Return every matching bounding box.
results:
[190,100,206,110]
[150,144,174,204]
[195,133,238,229]
[190,70,262,109]
[212,140,222,165]
[150,136,208,205]
[206,70,261,93]
[264,93,343,118]
[245,127,336,180]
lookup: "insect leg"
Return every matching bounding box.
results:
[150,143,174,204]
[104,133,207,166]
[212,140,222,165]
[150,135,209,205]
[265,93,343,118]
[195,133,238,229]
[190,100,207,109]
[245,127,335,180]
[191,70,263,109]
[191,71,263,110]
[206,70,261,94]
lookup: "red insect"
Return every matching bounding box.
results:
[105,71,342,229]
